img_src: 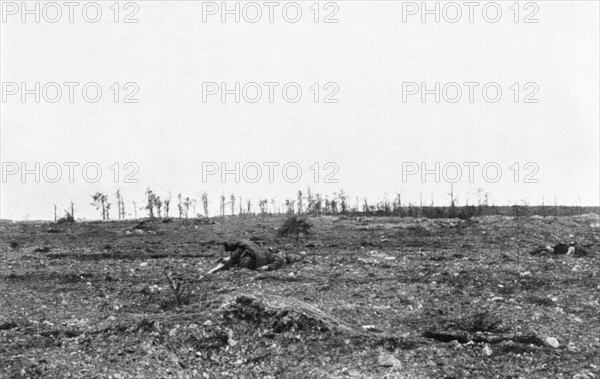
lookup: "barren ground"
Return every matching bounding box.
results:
[1,214,599,378]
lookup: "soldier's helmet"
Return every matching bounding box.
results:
[223,242,238,252]
[224,240,258,251]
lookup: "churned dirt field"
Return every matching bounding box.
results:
[1,214,599,378]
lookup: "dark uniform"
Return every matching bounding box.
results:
[529,243,589,256]
[223,240,305,271]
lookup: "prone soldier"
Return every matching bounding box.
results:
[208,240,306,273]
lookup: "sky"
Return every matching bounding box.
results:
[1,0,599,220]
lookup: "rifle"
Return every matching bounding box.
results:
[207,257,231,274]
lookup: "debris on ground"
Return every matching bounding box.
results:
[1,214,598,377]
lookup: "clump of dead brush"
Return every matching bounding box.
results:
[277,215,312,242]
[56,212,75,224]
[163,269,192,306]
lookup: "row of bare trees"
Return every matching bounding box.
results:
[91,191,126,220]
[62,186,585,221]
[81,186,493,220]
[88,189,209,220]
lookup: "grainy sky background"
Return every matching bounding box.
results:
[1,1,599,220]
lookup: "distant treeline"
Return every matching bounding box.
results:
[48,188,598,222]
[345,205,600,219]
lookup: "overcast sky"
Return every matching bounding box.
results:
[1,1,599,220]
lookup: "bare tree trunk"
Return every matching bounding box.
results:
[121,197,125,219]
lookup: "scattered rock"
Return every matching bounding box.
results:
[567,342,579,353]
[377,352,402,368]
[545,337,560,348]
[168,326,180,337]
[227,336,239,347]
[482,344,493,356]
[147,285,161,293]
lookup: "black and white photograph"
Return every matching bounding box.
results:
[1,1,599,377]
